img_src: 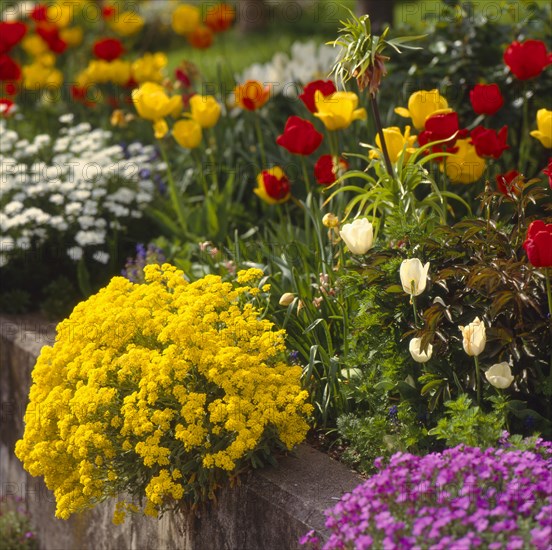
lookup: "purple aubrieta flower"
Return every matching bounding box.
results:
[121,243,167,283]
[300,443,552,550]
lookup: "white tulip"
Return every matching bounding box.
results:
[339,218,374,255]
[485,362,514,389]
[278,292,295,306]
[459,317,486,357]
[409,337,433,363]
[400,258,430,296]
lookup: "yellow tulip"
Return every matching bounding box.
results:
[254,167,291,205]
[172,4,201,35]
[530,109,552,148]
[46,3,73,28]
[132,82,182,122]
[36,53,56,68]
[85,60,112,84]
[109,11,144,37]
[22,34,49,57]
[395,89,449,131]
[440,139,486,184]
[173,119,202,148]
[369,126,417,163]
[131,53,167,84]
[22,63,63,90]
[189,95,221,128]
[59,26,83,47]
[108,60,132,86]
[314,91,367,131]
[153,119,169,140]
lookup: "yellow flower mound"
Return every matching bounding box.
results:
[15,265,312,523]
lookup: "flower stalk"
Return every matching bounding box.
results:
[474,355,481,406]
[369,94,394,179]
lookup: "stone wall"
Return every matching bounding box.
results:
[0,315,362,550]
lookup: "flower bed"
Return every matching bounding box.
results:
[301,442,552,550]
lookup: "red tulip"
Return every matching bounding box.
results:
[495,169,521,196]
[5,82,17,95]
[543,159,552,190]
[254,167,291,204]
[36,23,67,54]
[276,116,323,156]
[102,5,117,19]
[504,40,552,80]
[418,111,467,155]
[469,83,504,115]
[0,98,15,116]
[30,4,48,22]
[470,125,509,159]
[93,38,124,61]
[523,220,552,267]
[299,80,336,113]
[188,27,213,50]
[0,55,21,82]
[205,3,235,33]
[0,22,27,54]
[314,155,349,185]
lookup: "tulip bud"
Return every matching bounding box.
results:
[485,362,514,389]
[322,213,339,228]
[459,317,486,357]
[400,259,430,296]
[279,292,295,307]
[339,218,374,255]
[409,337,433,363]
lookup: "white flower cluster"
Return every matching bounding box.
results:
[237,40,337,97]
[0,116,161,267]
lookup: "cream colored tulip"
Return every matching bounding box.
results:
[400,259,430,296]
[409,337,433,363]
[459,317,486,357]
[485,362,514,389]
[339,219,374,255]
[279,292,295,307]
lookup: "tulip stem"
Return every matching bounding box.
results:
[546,268,552,377]
[300,155,312,196]
[546,268,552,323]
[442,155,448,225]
[192,149,209,197]
[208,128,219,190]
[327,130,339,159]
[411,293,419,327]
[474,355,481,406]
[158,140,188,234]
[369,93,394,180]
[253,112,267,168]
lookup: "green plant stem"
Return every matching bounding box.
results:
[253,111,267,168]
[158,140,188,233]
[520,83,529,175]
[546,268,552,392]
[485,162,492,244]
[327,130,339,158]
[192,149,209,197]
[442,155,448,225]
[411,294,418,327]
[474,355,481,406]
[300,155,312,196]
[208,128,219,190]
[369,93,394,179]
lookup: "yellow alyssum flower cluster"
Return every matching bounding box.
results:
[15,264,312,523]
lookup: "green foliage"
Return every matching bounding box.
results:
[428,394,507,448]
[0,499,38,550]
